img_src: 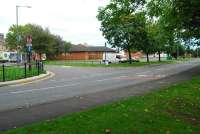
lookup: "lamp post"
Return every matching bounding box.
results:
[16,5,31,63]
[104,43,108,65]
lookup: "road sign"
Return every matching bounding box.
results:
[16,35,22,42]
[26,35,32,44]
[27,46,32,52]
[26,35,32,49]
[26,43,32,47]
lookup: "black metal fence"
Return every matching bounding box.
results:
[0,61,45,82]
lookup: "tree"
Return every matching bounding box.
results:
[174,0,200,39]
[25,24,51,58]
[97,0,147,64]
[48,34,64,58]
[5,24,71,59]
[63,41,72,59]
[5,25,30,51]
[147,0,200,43]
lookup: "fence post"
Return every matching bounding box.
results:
[41,62,44,72]
[37,61,40,75]
[2,64,5,82]
[24,63,27,78]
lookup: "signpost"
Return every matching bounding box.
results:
[105,43,108,65]
[26,35,32,70]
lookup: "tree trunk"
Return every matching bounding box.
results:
[175,53,178,60]
[158,51,161,62]
[128,48,132,64]
[65,52,67,60]
[146,53,149,63]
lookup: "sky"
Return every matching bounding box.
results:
[0,0,110,46]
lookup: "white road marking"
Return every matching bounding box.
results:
[138,74,148,77]
[50,79,57,81]
[44,71,130,84]
[62,66,72,68]
[10,83,80,94]
[156,68,163,71]
[136,71,151,75]
[96,77,116,82]
[9,75,129,94]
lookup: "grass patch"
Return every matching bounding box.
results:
[45,60,175,67]
[0,65,45,82]
[2,75,200,134]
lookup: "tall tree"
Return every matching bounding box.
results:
[5,24,71,59]
[5,25,30,51]
[97,0,146,64]
[147,0,200,43]
[25,24,51,58]
[63,41,72,59]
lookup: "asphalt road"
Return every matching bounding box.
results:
[0,59,200,131]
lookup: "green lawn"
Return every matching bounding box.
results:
[0,65,45,82]
[3,75,200,134]
[45,60,175,67]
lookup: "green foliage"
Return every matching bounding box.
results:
[97,0,148,63]
[174,0,200,38]
[5,25,29,51]
[63,41,72,56]
[5,24,71,59]
[0,65,45,81]
[147,0,200,42]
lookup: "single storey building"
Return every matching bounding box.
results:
[55,44,116,60]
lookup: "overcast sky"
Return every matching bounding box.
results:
[0,0,109,46]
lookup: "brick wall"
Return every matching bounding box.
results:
[125,51,144,59]
[54,52,104,60]
[88,52,103,59]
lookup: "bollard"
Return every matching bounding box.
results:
[41,62,44,72]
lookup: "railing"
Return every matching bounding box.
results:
[0,61,45,82]
[46,60,103,65]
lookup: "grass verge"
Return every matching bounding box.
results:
[0,65,45,82]
[45,60,175,67]
[2,75,200,134]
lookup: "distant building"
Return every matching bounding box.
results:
[55,44,116,60]
[0,33,6,51]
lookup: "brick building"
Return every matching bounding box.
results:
[125,51,144,60]
[55,44,116,60]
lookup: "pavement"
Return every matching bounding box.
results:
[0,59,200,131]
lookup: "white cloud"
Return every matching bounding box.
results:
[0,0,109,45]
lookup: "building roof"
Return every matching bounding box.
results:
[69,44,116,52]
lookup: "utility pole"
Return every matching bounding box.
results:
[16,5,20,63]
[16,5,31,63]
[104,43,108,65]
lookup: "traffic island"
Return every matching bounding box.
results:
[0,71,54,87]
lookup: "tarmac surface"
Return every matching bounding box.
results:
[0,59,200,131]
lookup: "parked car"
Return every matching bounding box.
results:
[102,53,127,63]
